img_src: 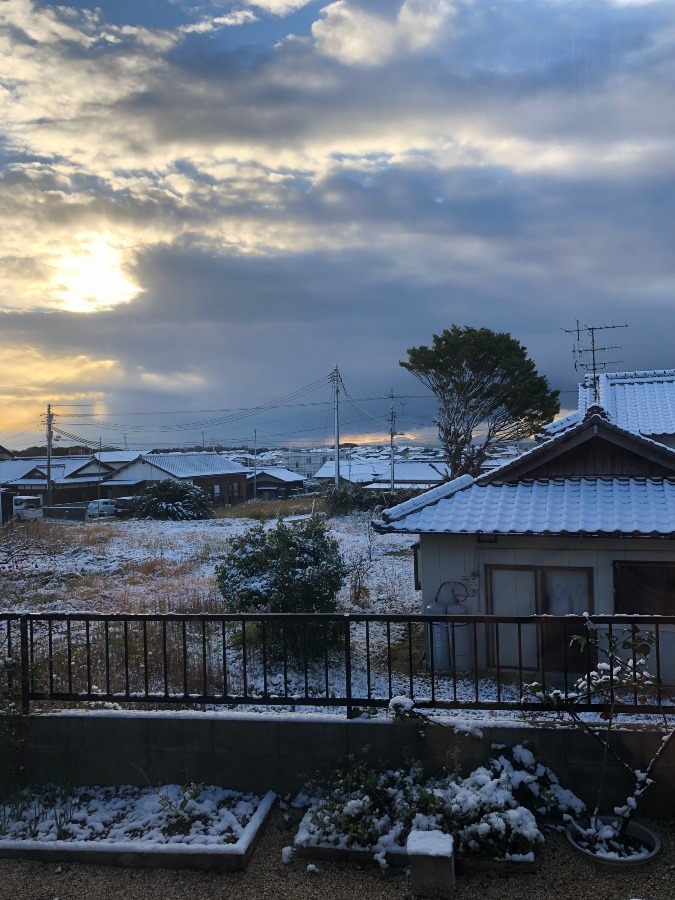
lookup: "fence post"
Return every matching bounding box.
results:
[19,615,29,715]
[344,614,353,719]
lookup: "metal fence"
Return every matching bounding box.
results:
[1,612,674,717]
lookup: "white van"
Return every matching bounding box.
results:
[86,499,117,519]
[13,496,43,521]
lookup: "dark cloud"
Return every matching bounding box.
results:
[1,0,674,448]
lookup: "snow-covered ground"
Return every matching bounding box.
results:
[2,513,671,726]
[0,511,419,616]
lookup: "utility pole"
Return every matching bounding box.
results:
[46,403,53,507]
[253,429,258,499]
[565,320,628,403]
[388,390,397,492]
[97,437,102,504]
[331,366,340,487]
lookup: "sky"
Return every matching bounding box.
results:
[1,0,674,451]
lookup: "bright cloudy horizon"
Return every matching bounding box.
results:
[1,0,674,451]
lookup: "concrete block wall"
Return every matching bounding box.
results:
[11,713,675,818]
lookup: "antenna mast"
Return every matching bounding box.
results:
[564,320,628,403]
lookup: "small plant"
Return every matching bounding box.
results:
[156,781,206,817]
[523,621,675,859]
[322,484,420,516]
[135,480,213,521]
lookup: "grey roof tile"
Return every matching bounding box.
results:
[375,477,675,536]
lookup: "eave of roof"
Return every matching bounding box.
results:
[373,477,675,538]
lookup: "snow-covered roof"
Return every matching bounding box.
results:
[95,451,145,464]
[0,456,96,485]
[374,477,675,537]
[543,369,675,439]
[140,453,248,478]
[246,467,305,482]
[314,460,449,484]
[0,458,40,483]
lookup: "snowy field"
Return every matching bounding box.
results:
[0,511,419,617]
[1,512,671,726]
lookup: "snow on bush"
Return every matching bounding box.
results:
[216,516,344,616]
[135,480,213,521]
[295,744,584,863]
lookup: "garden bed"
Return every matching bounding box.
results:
[292,743,578,873]
[294,820,540,874]
[0,784,276,872]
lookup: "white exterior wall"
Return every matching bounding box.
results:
[106,460,183,484]
[417,533,675,682]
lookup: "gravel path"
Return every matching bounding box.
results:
[0,811,673,900]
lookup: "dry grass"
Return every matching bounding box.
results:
[369,623,426,676]
[213,497,328,521]
[119,559,193,581]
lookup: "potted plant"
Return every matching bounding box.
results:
[524,621,673,864]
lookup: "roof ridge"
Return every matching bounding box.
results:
[373,473,474,525]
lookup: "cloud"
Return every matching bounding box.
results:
[0,0,674,447]
[180,11,259,35]
[312,0,456,66]
[245,0,316,14]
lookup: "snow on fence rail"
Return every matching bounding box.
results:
[1,612,674,717]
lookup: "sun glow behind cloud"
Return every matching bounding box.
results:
[51,235,141,313]
[0,347,118,440]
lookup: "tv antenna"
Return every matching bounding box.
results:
[563,320,628,403]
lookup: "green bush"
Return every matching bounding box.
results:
[298,743,580,862]
[323,483,421,516]
[135,480,213,521]
[215,515,345,655]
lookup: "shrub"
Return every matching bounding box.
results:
[135,480,213,521]
[215,516,345,655]
[296,745,571,862]
[323,483,421,516]
[216,515,344,615]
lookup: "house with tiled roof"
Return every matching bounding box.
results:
[0,455,103,504]
[105,453,249,504]
[314,459,450,490]
[542,369,675,447]
[373,406,675,684]
[246,466,305,500]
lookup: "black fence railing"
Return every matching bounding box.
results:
[1,613,674,718]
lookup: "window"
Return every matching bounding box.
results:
[613,561,675,616]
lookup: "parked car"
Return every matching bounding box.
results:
[86,499,116,519]
[113,496,137,518]
[13,495,43,521]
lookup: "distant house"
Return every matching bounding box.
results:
[276,449,347,480]
[373,406,675,684]
[542,369,675,448]
[105,453,248,504]
[314,459,450,491]
[0,455,101,504]
[246,467,305,500]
